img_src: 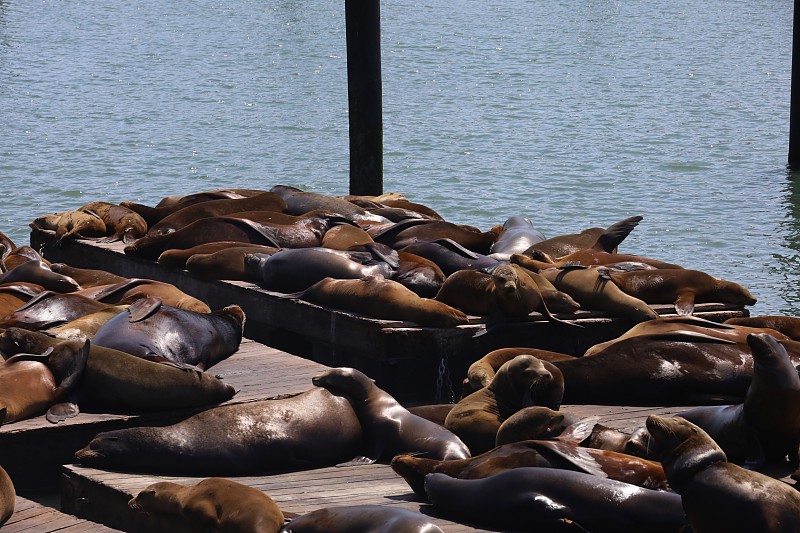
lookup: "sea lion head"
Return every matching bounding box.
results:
[713,277,757,306]
[312,367,374,401]
[492,354,561,409]
[129,481,183,513]
[491,265,520,297]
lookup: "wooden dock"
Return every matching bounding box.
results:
[30,229,749,403]
[3,496,119,532]
[60,403,695,533]
[1,339,328,493]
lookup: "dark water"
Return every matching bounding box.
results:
[0,0,797,315]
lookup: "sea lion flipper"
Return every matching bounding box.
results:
[127,297,162,322]
[431,238,480,259]
[593,215,643,252]
[90,279,148,303]
[46,402,80,424]
[336,456,376,467]
[12,290,56,312]
[556,416,602,443]
[537,441,609,478]
[50,340,89,397]
[674,291,696,315]
[363,243,400,268]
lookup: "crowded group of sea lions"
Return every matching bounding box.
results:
[0,185,797,531]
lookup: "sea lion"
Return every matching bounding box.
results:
[488,216,546,256]
[49,263,127,288]
[494,406,567,446]
[581,424,657,460]
[78,201,148,243]
[157,241,267,269]
[391,250,445,298]
[291,276,469,327]
[92,298,244,369]
[0,283,46,319]
[0,258,80,293]
[521,268,582,314]
[608,268,756,315]
[184,245,282,281]
[0,339,88,424]
[445,354,564,454]
[725,315,800,340]
[0,291,115,330]
[423,467,686,532]
[129,478,284,533]
[77,278,210,313]
[0,465,13,526]
[391,438,669,497]
[270,185,389,224]
[320,224,375,249]
[0,231,15,264]
[678,333,800,469]
[244,248,395,293]
[312,367,470,463]
[463,347,573,398]
[75,386,363,475]
[379,197,444,220]
[523,215,643,258]
[280,505,443,533]
[45,305,128,340]
[406,404,454,426]
[552,249,683,270]
[122,189,268,227]
[0,328,236,413]
[647,415,800,533]
[400,239,503,276]
[30,209,107,243]
[372,219,501,255]
[1,245,51,271]
[145,192,288,236]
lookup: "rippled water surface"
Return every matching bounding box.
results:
[1,0,797,315]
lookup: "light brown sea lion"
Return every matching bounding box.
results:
[725,315,800,340]
[77,278,210,313]
[423,466,685,532]
[45,305,129,340]
[291,276,469,327]
[445,354,565,454]
[0,465,13,526]
[75,386,362,475]
[522,268,582,314]
[129,478,284,533]
[145,192,289,236]
[462,347,573,399]
[184,244,282,281]
[312,367,470,463]
[321,224,374,249]
[391,438,669,497]
[49,263,127,288]
[30,209,107,243]
[556,249,683,269]
[608,268,757,315]
[0,258,80,293]
[0,328,236,413]
[157,241,264,269]
[280,505,444,533]
[122,189,268,227]
[0,340,89,425]
[522,215,643,258]
[0,291,115,330]
[647,415,800,533]
[78,201,148,243]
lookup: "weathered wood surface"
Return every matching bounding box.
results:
[31,229,750,403]
[0,339,328,492]
[2,496,120,532]
[59,403,693,533]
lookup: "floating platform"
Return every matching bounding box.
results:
[31,228,750,404]
[1,339,328,493]
[60,403,695,533]
[3,496,119,532]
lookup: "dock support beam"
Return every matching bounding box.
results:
[790,0,800,167]
[345,0,383,195]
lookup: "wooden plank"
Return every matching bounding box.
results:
[0,339,330,492]
[1,496,119,532]
[30,229,750,404]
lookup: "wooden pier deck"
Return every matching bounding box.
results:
[60,403,695,533]
[3,496,120,532]
[31,229,749,403]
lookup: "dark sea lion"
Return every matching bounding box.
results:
[49,263,127,288]
[445,354,564,454]
[122,189,268,227]
[391,438,669,497]
[463,347,574,398]
[373,219,501,255]
[488,216,546,256]
[581,424,657,459]
[292,276,469,327]
[281,505,443,533]
[184,244,282,281]
[400,239,503,276]
[494,406,567,445]
[0,328,236,413]
[647,415,800,533]
[75,386,363,475]
[30,209,107,243]
[78,201,148,243]
[145,192,288,236]
[391,250,445,298]
[244,248,394,293]
[0,340,88,424]
[320,224,374,249]
[77,278,210,313]
[725,315,800,340]
[0,465,13,526]
[423,467,685,533]
[92,298,244,369]
[608,268,756,315]
[0,259,80,293]
[312,367,470,462]
[0,291,115,330]
[679,333,800,469]
[129,478,284,533]
[45,305,128,340]
[270,184,389,224]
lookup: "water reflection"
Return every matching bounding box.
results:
[777,167,800,315]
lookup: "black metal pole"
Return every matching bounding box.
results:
[790,0,800,167]
[345,0,383,195]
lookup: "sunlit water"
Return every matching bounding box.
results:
[1,0,797,315]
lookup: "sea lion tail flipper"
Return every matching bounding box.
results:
[127,297,163,322]
[46,401,80,424]
[363,242,400,268]
[89,279,147,303]
[593,215,643,252]
[13,290,57,313]
[674,291,696,315]
[556,416,602,443]
[51,340,90,396]
[336,456,376,467]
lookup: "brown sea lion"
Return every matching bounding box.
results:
[145,192,288,236]
[391,438,669,497]
[2,246,51,271]
[581,424,657,460]
[321,224,374,249]
[608,268,756,315]
[30,209,107,243]
[725,315,800,340]
[0,231,15,265]
[0,465,13,526]
[555,249,683,269]
[0,258,80,293]
[291,276,469,327]
[488,216,546,256]
[445,354,565,454]
[462,347,573,398]
[391,250,445,298]
[372,219,501,255]
[78,201,148,243]
[157,241,265,269]
[49,263,127,288]
[0,340,88,424]
[423,467,685,532]
[0,283,46,319]
[129,478,284,533]
[0,328,236,413]
[522,268,582,314]
[312,367,470,463]
[75,386,363,475]
[522,215,643,258]
[270,184,389,224]
[184,244,282,281]
[406,404,454,426]
[280,505,444,533]
[647,415,800,533]
[77,278,210,313]
[0,291,115,330]
[92,298,244,369]
[121,189,268,227]
[494,406,567,446]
